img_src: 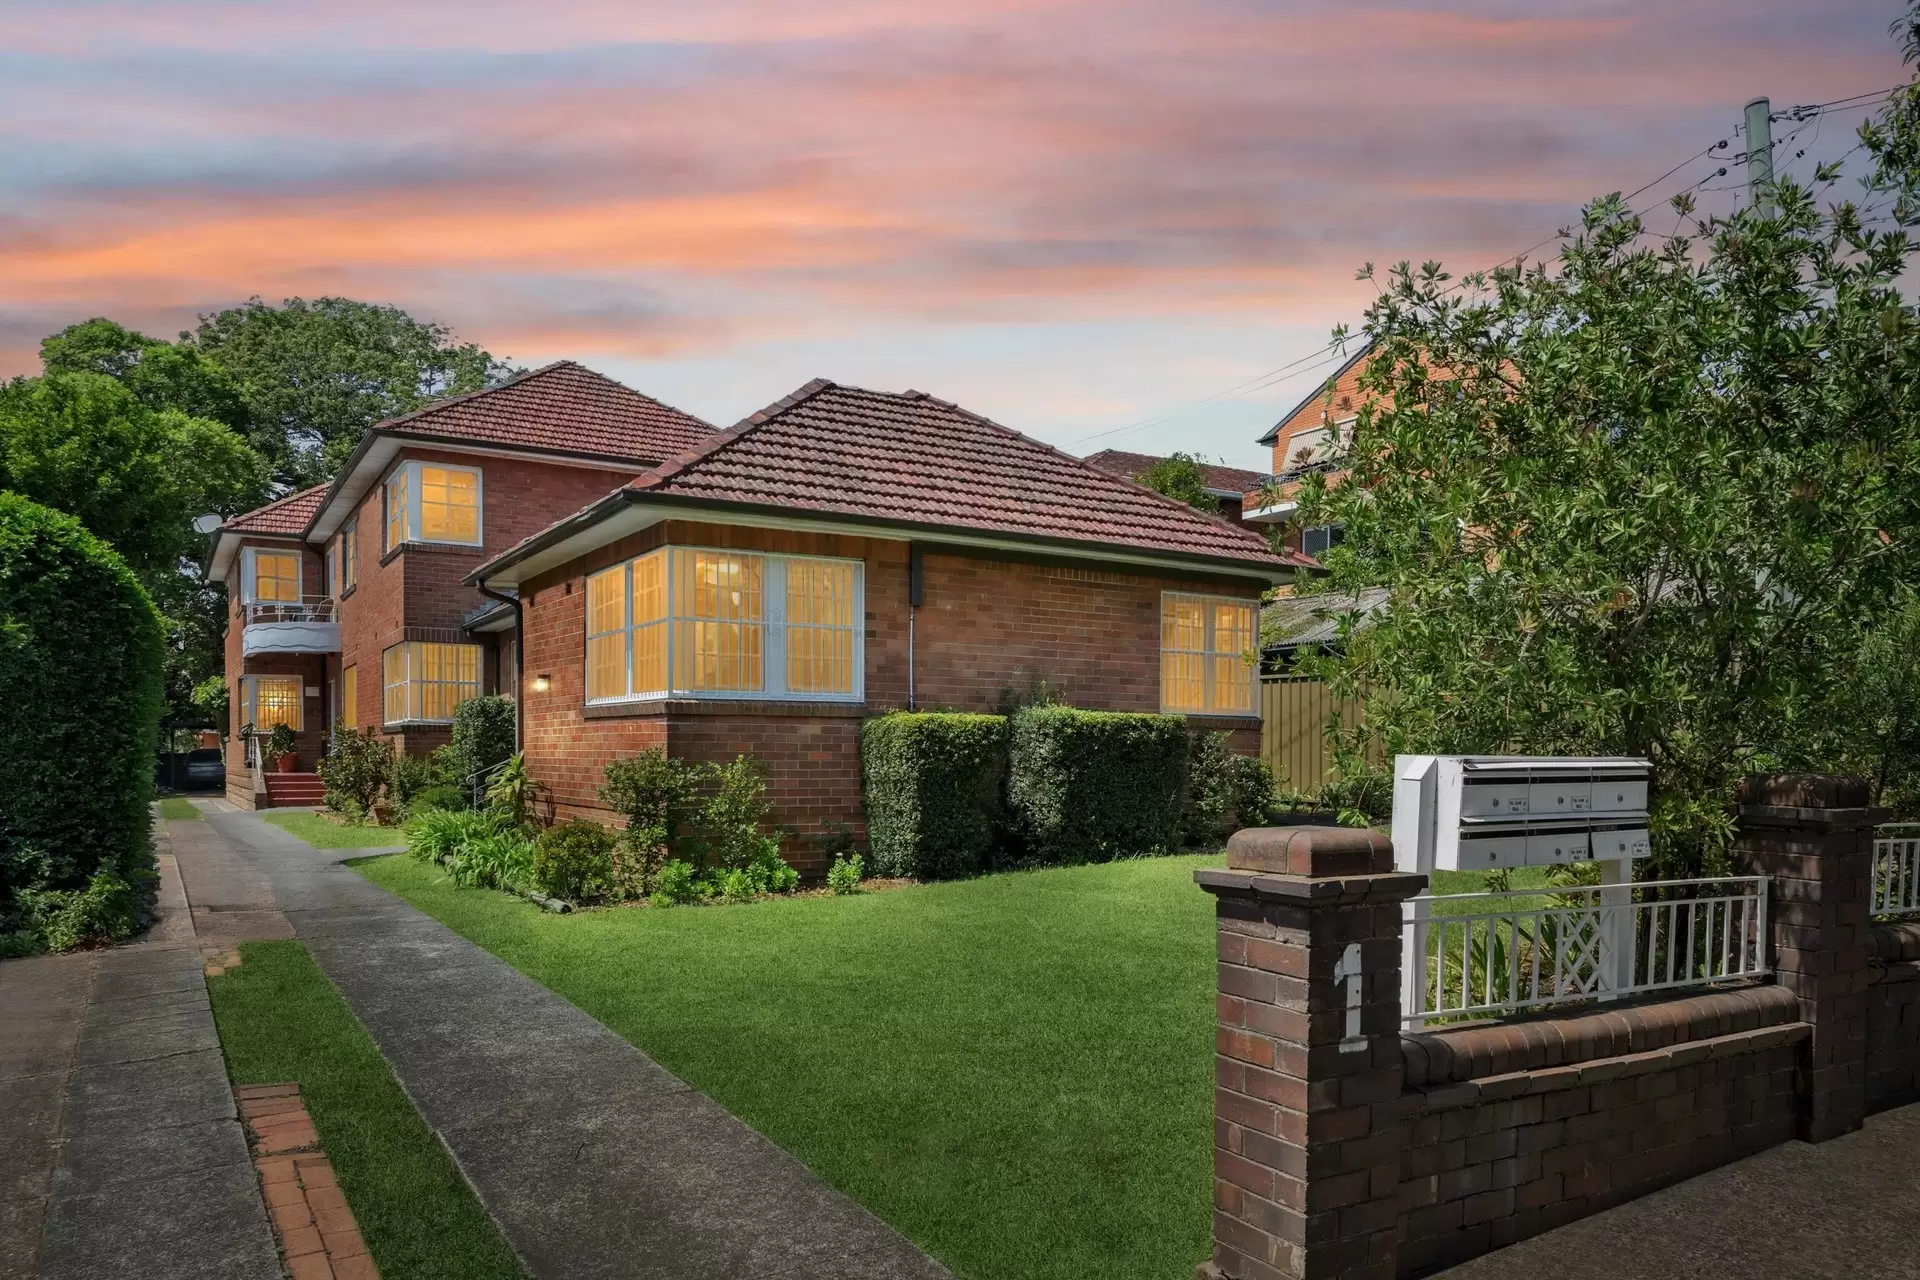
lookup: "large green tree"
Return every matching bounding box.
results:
[40,318,248,431]
[189,297,513,486]
[1134,453,1221,515]
[1296,42,1920,874]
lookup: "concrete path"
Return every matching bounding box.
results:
[0,821,280,1280]
[201,806,954,1280]
[1442,1101,1920,1279]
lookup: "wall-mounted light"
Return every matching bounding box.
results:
[533,673,552,693]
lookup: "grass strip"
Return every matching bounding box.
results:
[207,940,524,1280]
[157,796,201,820]
[261,809,409,849]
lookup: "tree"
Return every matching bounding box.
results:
[188,297,513,486]
[41,318,248,431]
[1296,75,1920,876]
[1134,453,1220,515]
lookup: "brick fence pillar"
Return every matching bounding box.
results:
[1734,774,1888,1143]
[1195,826,1427,1280]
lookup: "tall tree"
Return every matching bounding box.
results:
[1296,62,1920,875]
[40,318,248,431]
[1134,453,1221,515]
[188,297,513,486]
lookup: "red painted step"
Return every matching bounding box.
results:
[263,772,325,808]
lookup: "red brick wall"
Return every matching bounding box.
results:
[518,519,1267,865]
[222,535,330,804]
[1866,923,1920,1113]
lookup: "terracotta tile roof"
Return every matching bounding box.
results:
[623,381,1308,570]
[1080,449,1269,495]
[220,485,328,536]
[372,360,712,462]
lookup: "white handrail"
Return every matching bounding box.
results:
[244,597,336,625]
[1873,827,1920,917]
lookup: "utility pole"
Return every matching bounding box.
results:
[1745,96,1775,215]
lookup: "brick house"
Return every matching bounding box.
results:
[205,361,713,808]
[1079,449,1270,527]
[1242,340,1373,558]
[471,379,1309,872]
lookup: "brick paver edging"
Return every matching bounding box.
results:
[237,1084,379,1280]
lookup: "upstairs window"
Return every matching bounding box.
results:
[586,547,862,703]
[385,462,481,549]
[1161,593,1258,716]
[341,521,358,591]
[1302,523,1346,558]
[383,641,480,725]
[247,549,301,603]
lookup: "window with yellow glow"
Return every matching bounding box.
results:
[244,675,303,732]
[584,548,861,703]
[339,665,357,728]
[341,522,358,591]
[249,550,301,603]
[382,642,480,725]
[1161,593,1258,715]
[419,466,480,543]
[385,468,409,550]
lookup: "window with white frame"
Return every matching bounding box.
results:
[385,461,480,549]
[1301,523,1346,557]
[341,521,358,591]
[325,542,337,597]
[245,548,301,603]
[242,674,303,731]
[1161,593,1259,716]
[586,547,862,703]
[382,641,480,724]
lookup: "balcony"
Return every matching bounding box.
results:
[241,597,341,656]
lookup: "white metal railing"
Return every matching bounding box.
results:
[1402,876,1769,1026]
[1873,824,1920,917]
[244,597,336,625]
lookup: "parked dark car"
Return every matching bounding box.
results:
[157,748,225,792]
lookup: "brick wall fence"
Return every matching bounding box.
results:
[1195,775,1914,1280]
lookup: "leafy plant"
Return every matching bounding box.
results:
[317,727,392,821]
[688,755,783,872]
[1183,730,1277,844]
[264,720,297,763]
[827,854,864,896]
[1133,452,1221,515]
[404,808,499,866]
[533,821,617,903]
[649,859,704,907]
[446,831,536,892]
[600,749,704,895]
[485,754,543,831]
[407,784,468,816]
[449,696,517,791]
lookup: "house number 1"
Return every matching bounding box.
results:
[1332,943,1367,1053]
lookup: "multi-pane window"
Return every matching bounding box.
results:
[249,550,301,603]
[339,665,357,729]
[341,522,358,591]
[382,642,480,724]
[1161,593,1259,716]
[384,461,481,548]
[243,675,303,732]
[1301,523,1346,558]
[585,548,862,703]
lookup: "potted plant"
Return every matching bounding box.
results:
[265,722,299,773]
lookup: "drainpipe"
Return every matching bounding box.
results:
[478,581,524,751]
[908,544,924,711]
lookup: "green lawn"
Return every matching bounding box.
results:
[206,940,524,1280]
[262,809,408,849]
[157,796,201,820]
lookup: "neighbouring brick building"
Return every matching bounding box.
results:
[1080,449,1271,527]
[1243,340,1374,559]
[206,361,714,808]
[472,379,1310,871]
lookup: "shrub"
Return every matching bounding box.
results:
[486,753,543,830]
[601,750,704,896]
[450,695,517,787]
[407,784,468,816]
[649,859,703,907]
[1183,730,1277,845]
[0,493,164,952]
[405,808,499,865]
[861,713,1008,878]
[688,755,783,871]
[318,728,392,819]
[1007,706,1189,863]
[827,853,864,895]
[533,820,616,902]
[389,752,434,809]
[264,721,297,763]
[447,831,536,892]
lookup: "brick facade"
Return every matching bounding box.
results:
[518,519,1265,871]
[221,534,331,806]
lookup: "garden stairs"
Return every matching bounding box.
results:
[262,772,324,808]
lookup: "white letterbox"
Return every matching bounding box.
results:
[1391,755,1653,874]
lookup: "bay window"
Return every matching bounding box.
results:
[384,461,482,549]
[383,641,480,724]
[242,675,303,732]
[586,547,862,703]
[1161,593,1259,716]
[246,548,301,604]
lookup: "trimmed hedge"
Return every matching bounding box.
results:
[1008,706,1189,863]
[0,493,164,948]
[861,713,1008,878]
[1183,729,1277,845]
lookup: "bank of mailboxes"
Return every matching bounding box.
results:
[1391,755,1653,873]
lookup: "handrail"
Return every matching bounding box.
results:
[244,596,337,625]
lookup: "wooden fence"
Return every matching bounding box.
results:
[1259,676,1367,794]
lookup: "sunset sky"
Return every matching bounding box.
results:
[0,0,1905,468]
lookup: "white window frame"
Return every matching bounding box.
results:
[341,521,358,591]
[241,674,304,732]
[585,546,866,706]
[383,460,483,549]
[1159,591,1260,718]
[381,641,482,727]
[1302,523,1346,557]
[241,546,302,605]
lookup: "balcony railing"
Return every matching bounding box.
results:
[244,597,336,625]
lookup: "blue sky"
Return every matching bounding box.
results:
[0,0,1904,468]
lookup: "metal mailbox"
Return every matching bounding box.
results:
[1391,754,1653,874]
